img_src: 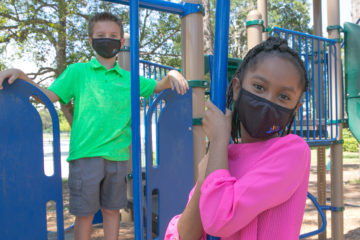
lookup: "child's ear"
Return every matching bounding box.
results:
[232,77,241,100]
[88,37,93,47]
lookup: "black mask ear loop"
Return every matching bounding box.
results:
[283,101,301,136]
[231,88,244,143]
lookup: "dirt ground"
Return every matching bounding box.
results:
[47,164,360,240]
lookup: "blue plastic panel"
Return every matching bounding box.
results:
[145,89,194,239]
[0,80,64,239]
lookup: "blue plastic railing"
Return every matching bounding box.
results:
[140,60,178,167]
[271,27,342,146]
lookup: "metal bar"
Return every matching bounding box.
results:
[129,0,144,239]
[334,45,339,139]
[104,0,185,16]
[272,27,338,43]
[329,43,333,139]
[324,41,328,139]
[312,38,316,140]
[299,192,327,239]
[305,38,310,141]
[317,39,322,139]
[211,0,230,112]
[207,0,230,239]
[140,59,177,71]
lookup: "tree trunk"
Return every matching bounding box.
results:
[203,0,214,55]
[57,0,74,126]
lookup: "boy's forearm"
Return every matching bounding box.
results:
[19,71,59,103]
[154,74,170,93]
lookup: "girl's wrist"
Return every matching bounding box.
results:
[210,135,230,146]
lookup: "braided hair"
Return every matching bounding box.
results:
[226,37,309,143]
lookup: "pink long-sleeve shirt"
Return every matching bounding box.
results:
[165,134,311,240]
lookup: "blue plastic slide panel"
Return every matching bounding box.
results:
[0,80,64,240]
[145,89,194,239]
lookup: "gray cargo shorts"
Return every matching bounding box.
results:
[68,157,128,216]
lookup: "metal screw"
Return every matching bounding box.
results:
[188,127,192,131]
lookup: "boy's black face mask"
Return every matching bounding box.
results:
[236,88,296,138]
[92,38,121,59]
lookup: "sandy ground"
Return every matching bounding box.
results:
[47,164,360,240]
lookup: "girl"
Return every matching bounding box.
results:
[165,37,311,240]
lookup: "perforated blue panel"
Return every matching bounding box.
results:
[145,89,194,239]
[0,80,64,239]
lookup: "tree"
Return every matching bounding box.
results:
[203,0,214,55]
[203,0,311,58]
[139,10,182,68]
[0,0,130,125]
[1,0,312,124]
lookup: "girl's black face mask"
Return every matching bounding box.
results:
[236,88,297,138]
[92,38,121,59]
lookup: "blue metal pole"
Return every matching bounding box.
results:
[207,0,230,239]
[103,0,201,17]
[210,0,230,112]
[130,0,144,239]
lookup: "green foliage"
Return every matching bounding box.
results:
[38,108,52,132]
[0,61,5,71]
[343,128,359,152]
[0,0,128,80]
[58,110,71,132]
[139,10,182,68]
[38,108,71,132]
[206,0,311,58]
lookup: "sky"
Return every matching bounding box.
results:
[5,0,356,75]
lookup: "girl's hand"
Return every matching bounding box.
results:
[0,68,24,90]
[167,70,189,95]
[202,101,232,143]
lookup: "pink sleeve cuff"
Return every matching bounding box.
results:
[201,169,232,193]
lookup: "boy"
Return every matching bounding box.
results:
[0,12,188,240]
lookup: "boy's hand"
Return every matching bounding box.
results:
[167,70,189,95]
[202,100,232,143]
[0,69,24,90]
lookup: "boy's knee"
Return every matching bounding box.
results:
[101,208,120,217]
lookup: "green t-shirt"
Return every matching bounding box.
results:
[48,58,157,161]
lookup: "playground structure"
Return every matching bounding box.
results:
[0,0,359,240]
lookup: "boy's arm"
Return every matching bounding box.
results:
[153,70,189,95]
[0,68,59,102]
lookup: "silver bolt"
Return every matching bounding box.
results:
[188,127,192,131]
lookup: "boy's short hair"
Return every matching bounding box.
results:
[88,12,124,38]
